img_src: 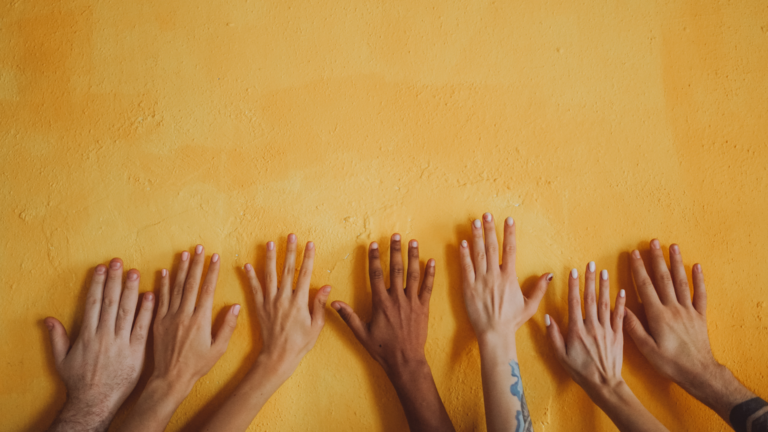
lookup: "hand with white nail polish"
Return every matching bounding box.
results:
[45,259,155,432]
[200,235,332,432]
[546,264,666,432]
[331,235,455,432]
[458,214,551,432]
[117,246,240,432]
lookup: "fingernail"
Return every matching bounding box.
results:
[588,261,595,272]
[473,219,481,228]
[601,269,608,280]
[461,240,468,248]
[484,212,492,222]
[632,250,640,259]
[128,271,139,281]
[245,263,253,271]
[332,303,341,311]
[545,314,551,326]
[233,304,241,316]
[267,241,275,251]
[371,242,379,250]
[212,253,219,263]
[671,244,680,254]
[429,259,436,267]
[110,259,122,270]
[288,234,297,243]
[45,321,54,331]
[620,289,626,298]
[411,240,418,247]
[547,273,554,282]
[393,234,401,241]
[571,268,578,278]
[182,251,189,261]
[695,263,702,273]
[651,239,660,249]
[95,265,106,275]
[307,241,314,250]
[145,292,154,301]
[196,244,203,254]
[161,269,168,277]
[322,286,331,294]
[506,217,514,226]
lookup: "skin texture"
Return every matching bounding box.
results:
[116,245,240,432]
[45,258,155,432]
[458,213,550,432]
[332,234,455,432]
[624,239,761,428]
[547,263,668,432]
[201,235,331,431]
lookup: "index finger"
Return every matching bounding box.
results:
[630,250,661,306]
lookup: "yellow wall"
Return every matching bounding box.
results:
[2,1,767,431]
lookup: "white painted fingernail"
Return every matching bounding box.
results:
[545,314,551,326]
[393,234,400,241]
[411,240,418,247]
[211,253,219,263]
[371,242,379,250]
[588,261,595,272]
[461,240,468,248]
[506,217,514,226]
[547,273,554,281]
[473,219,481,228]
[161,269,167,277]
[484,212,492,221]
[571,268,578,278]
[601,269,608,280]
[620,289,626,298]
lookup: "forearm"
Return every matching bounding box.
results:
[115,377,191,432]
[47,398,115,432]
[477,333,529,432]
[677,363,756,424]
[588,382,668,432]
[383,357,455,432]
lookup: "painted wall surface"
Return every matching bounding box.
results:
[2,1,767,431]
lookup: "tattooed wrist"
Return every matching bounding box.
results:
[730,397,768,432]
[509,360,533,432]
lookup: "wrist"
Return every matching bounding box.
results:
[51,398,115,432]
[679,362,756,421]
[145,374,194,406]
[382,355,431,383]
[252,352,298,384]
[477,331,517,361]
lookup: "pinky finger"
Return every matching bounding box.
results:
[611,289,626,334]
[131,292,155,347]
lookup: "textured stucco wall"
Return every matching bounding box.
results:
[1,1,767,431]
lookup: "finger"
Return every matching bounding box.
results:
[611,289,626,334]
[130,292,155,347]
[212,304,240,354]
[629,249,661,306]
[482,213,500,273]
[524,273,551,317]
[157,269,170,318]
[265,241,278,299]
[471,219,487,276]
[115,269,141,338]
[597,268,611,327]
[624,308,658,356]
[179,245,206,314]
[279,234,299,299]
[44,317,70,364]
[459,240,475,285]
[404,240,420,300]
[567,268,583,331]
[584,262,598,328]
[669,244,692,306]
[419,259,436,305]
[99,258,124,332]
[169,250,191,314]
[244,263,264,309]
[692,263,707,314]
[295,242,316,305]
[390,234,404,291]
[331,301,368,343]
[648,239,677,305]
[500,217,517,275]
[369,242,387,305]
[195,253,221,320]
[82,264,107,334]
[545,314,569,367]
[311,285,332,329]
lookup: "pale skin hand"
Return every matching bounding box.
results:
[201,235,331,432]
[332,234,455,432]
[46,259,154,432]
[624,240,758,425]
[547,263,668,432]
[458,213,550,432]
[116,245,240,432]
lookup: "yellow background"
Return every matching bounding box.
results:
[2,1,767,431]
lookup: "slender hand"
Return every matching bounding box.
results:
[624,240,766,431]
[332,234,455,432]
[45,259,154,432]
[117,245,240,432]
[201,235,331,431]
[547,263,668,432]
[458,213,550,432]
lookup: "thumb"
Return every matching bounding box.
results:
[212,304,240,354]
[545,314,569,367]
[311,286,332,329]
[623,308,657,356]
[331,301,367,343]
[525,273,552,317]
[44,317,70,364]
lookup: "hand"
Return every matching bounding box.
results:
[45,259,155,432]
[332,234,454,432]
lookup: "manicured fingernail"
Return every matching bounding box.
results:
[322,286,331,294]
[484,212,492,221]
[461,240,468,248]
[632,250,640,259]
[411,240,418,247]
[161,269,168,277]
[212,253,219,263]
[95,265,106,275]
[393,234,401,241]
[473,219,481,228]
[245,263,253,271]
[651,239,660,249]
[588,261,595,272]
[506,217,514,226]
[694,263,702,273]
[620,289,626,298]
[145,292,154,301]
[128,271,139,281]
[545,314,551,326]
[547,273,554,282]
[196,244,203,254]
[181,251,189,261]
[288,234,297,243]
[571,268,578,278]
[371,242,379,250]
[267,241,275,251]
[671,244,679,254]
[601,269,608,280]
[307,241,314,250]
[233,304,241,316]
[429,259,436,267]
[110,259,122,270]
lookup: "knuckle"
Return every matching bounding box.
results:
[102,297,116,309]
[393,267,404,276]
[476,252,486,262]
[370,268,384,280]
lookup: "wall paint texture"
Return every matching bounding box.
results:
[2,1,767,431]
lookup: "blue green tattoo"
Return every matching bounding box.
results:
[510,361,532,432]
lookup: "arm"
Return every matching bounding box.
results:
[201,235,331,431]
[45,259,154,432]
[116,245,240,431]
[624,240,767,431]
[458,213,550,432]
[332,234,455,432]
[546,263,668,432]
